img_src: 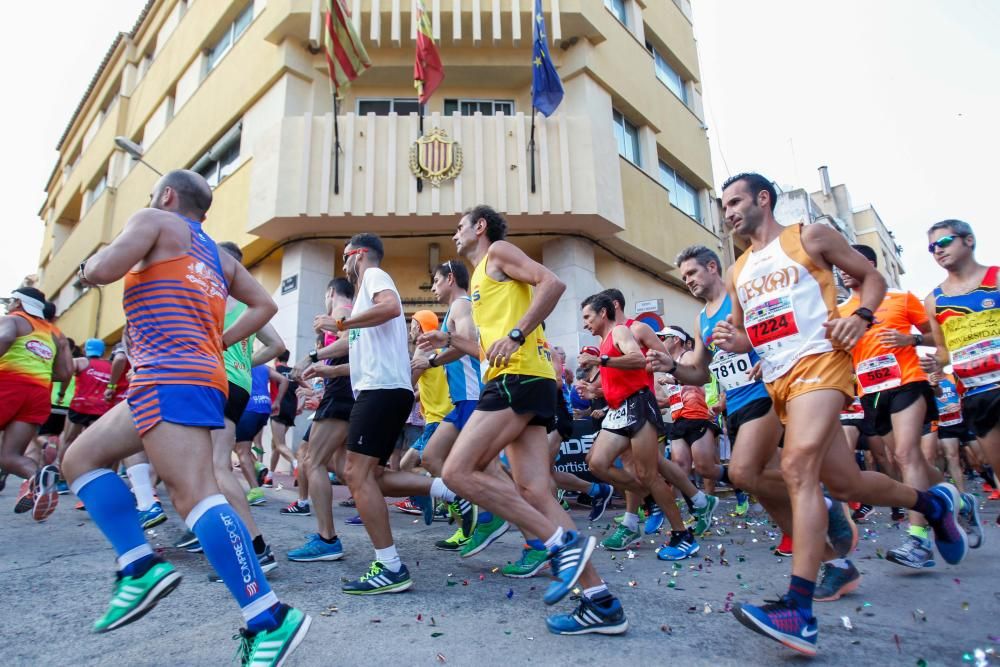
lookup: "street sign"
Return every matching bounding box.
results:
[281,274,298,295]
[634,298,663,314]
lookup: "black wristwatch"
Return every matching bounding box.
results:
[852,307,875,329]
[508,328,526,345]
[428,353,440,368]
[912,333,924,347]
[600,354,610,367]
[308,349,319,363]
[665,356,678,375]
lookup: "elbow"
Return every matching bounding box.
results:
[273,341,287,358]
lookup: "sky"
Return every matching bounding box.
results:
[693,0,1000,298]
[3,1,998,301]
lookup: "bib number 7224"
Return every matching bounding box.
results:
[748,313,798,346]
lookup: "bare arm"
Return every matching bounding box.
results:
[920,293,949,373]
[343,289,401,330]
[222,255,278,349]
[81,209,163,285]
[712,267,753,354]
[488,241,565,338]
[652,327,712,386]
[0,316,22,357]
[268,366,289,408]
[251,322,286,367]
[51,334,74,383]
[422,298,478,366]
[605,326,646,369]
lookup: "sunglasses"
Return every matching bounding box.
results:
[928,235,964,253]
[343,247,369,261]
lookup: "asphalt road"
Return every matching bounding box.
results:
[2,476,998,666]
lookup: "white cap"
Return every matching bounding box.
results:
[656,326,688,342]
[10,289,45,318]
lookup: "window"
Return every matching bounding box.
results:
[604,0,628,27]
[205,4,253,74]
[658,161,701,223]
[356,98,420,116]
[83,170,108,213]
[443,99,515,116]
[192,121,242,188]
[613,109,640,167]
[651,47,687,105]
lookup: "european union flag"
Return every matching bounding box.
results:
[531,0,563,116]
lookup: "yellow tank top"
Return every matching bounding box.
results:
[417,364,452,423]
[470,253,555,382]
[0,312,59,388]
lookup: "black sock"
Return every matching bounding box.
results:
[320,534,339,544]
[982,465,996,485]
[253,535,267,554]
[720,465,732,486]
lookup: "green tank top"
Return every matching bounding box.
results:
[52,375,76,407]
[704,375,720,408]
[222,301,255,392]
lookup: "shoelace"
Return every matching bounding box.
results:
[360,562,383,582]
[232,629,255,665]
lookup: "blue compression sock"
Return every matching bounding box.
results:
[186,494,280,632]
[786,575,815,616]
[71,469,154,576]
[479,510,494,523]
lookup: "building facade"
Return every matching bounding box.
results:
[37,0,723,360]
[774,166,905,290]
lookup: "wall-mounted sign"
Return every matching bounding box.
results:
[409,127,463,187]
[281,275,298,295]
[634,298,663,315]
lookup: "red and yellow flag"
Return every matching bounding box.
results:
[413,0,444,105]
[324,0,371,97]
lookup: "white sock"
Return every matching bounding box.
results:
[583,583,609,600]
[543,526,566,552]
[691,491,707,509]
[826,558,850,568]
[375,545,402,572]
[296,499,309,507]
[824,496,833,511]
[127,464,156,512]
[622,512,639,532]
[430,477,456,502]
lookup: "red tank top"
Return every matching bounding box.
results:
[666,384,712,421]
[70,358,113,416]
[598,326,651,409]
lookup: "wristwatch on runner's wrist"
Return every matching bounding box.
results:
[912,333,924,347]
[600,354,610,367]
[428,353,440,367]
[851,307,875,329]
[308,349,319,363]
[508,328,526,345]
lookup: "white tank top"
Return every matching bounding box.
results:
[733,224,839,383]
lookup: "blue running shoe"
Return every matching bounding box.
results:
[546,595,629,635]
[656,530,700,561]
[345,514,364,526]
[733,598,818,657]
[959,492,984,549]
[56,480,70,495]
[138,502,167,530]
[588,483,613,522]
[826,498,857,558]
[287,535,345,562]
[412,496,434,526]
[544,531,596,606]
[926,482,968,565]
[342,561,413,595]
[644,504,665,534]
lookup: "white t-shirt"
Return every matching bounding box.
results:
[348,267,412,394]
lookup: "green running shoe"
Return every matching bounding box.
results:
[459,515,509,558]
[93,559,182,633]
[435,526,469,551]
[342,561,413,595]
[601,524,640,551]
[502,546,549,578]
[612,508,646,524]
[247,488,266,506]
[692,494,719,536]
[234,605,312,667]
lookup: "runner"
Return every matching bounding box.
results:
[1,286,73,519]
[64,170,310,664]
[402,310,452,478]
[438,205,627,635]
[58,339,114,464]
[712,172,967,656]
[235,365,288,497]
[326,233,468,593]
[922,219,1000,527]
[920,373,965,498]
[266,351,299,483]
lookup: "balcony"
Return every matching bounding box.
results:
[42,191,113,297]
[247,111,626,239]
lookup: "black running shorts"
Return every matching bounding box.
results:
[603,388,665,438]
[726,396,773,443]
[860,381,938,437]
[346,389,414,466]
[962,387,1000,438]
[38,407,67,436]
[315,382,354,422]
[224,383,251,424]
[476,374,557,428]
[671,417,721,444]
[67,409,101,428]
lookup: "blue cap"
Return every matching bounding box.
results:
[84,338,105,358]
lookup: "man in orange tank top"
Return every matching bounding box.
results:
[713,172,968,657]
[0,286,73,520]
[63,170,311,664]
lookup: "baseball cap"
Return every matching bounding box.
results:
[85,338,106,358]
[412,310,439,334]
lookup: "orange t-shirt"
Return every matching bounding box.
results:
[838,290,928,395]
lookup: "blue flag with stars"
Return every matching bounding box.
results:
[531,0,563,116]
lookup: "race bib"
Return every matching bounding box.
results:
[938,406,963,427]
[841,396,864,420]
[857,353,902,394]
[745,297,799,347]
[603,403,628,430]
[710,351,755,392]
[952,338,1000,388]
[666,385,683,417]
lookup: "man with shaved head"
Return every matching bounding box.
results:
[65,170,310,665]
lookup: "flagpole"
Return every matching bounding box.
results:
[417,102,425,193]
[333,95,341,195]
[529,106,537,194]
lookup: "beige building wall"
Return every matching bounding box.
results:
[37,0,721,361]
